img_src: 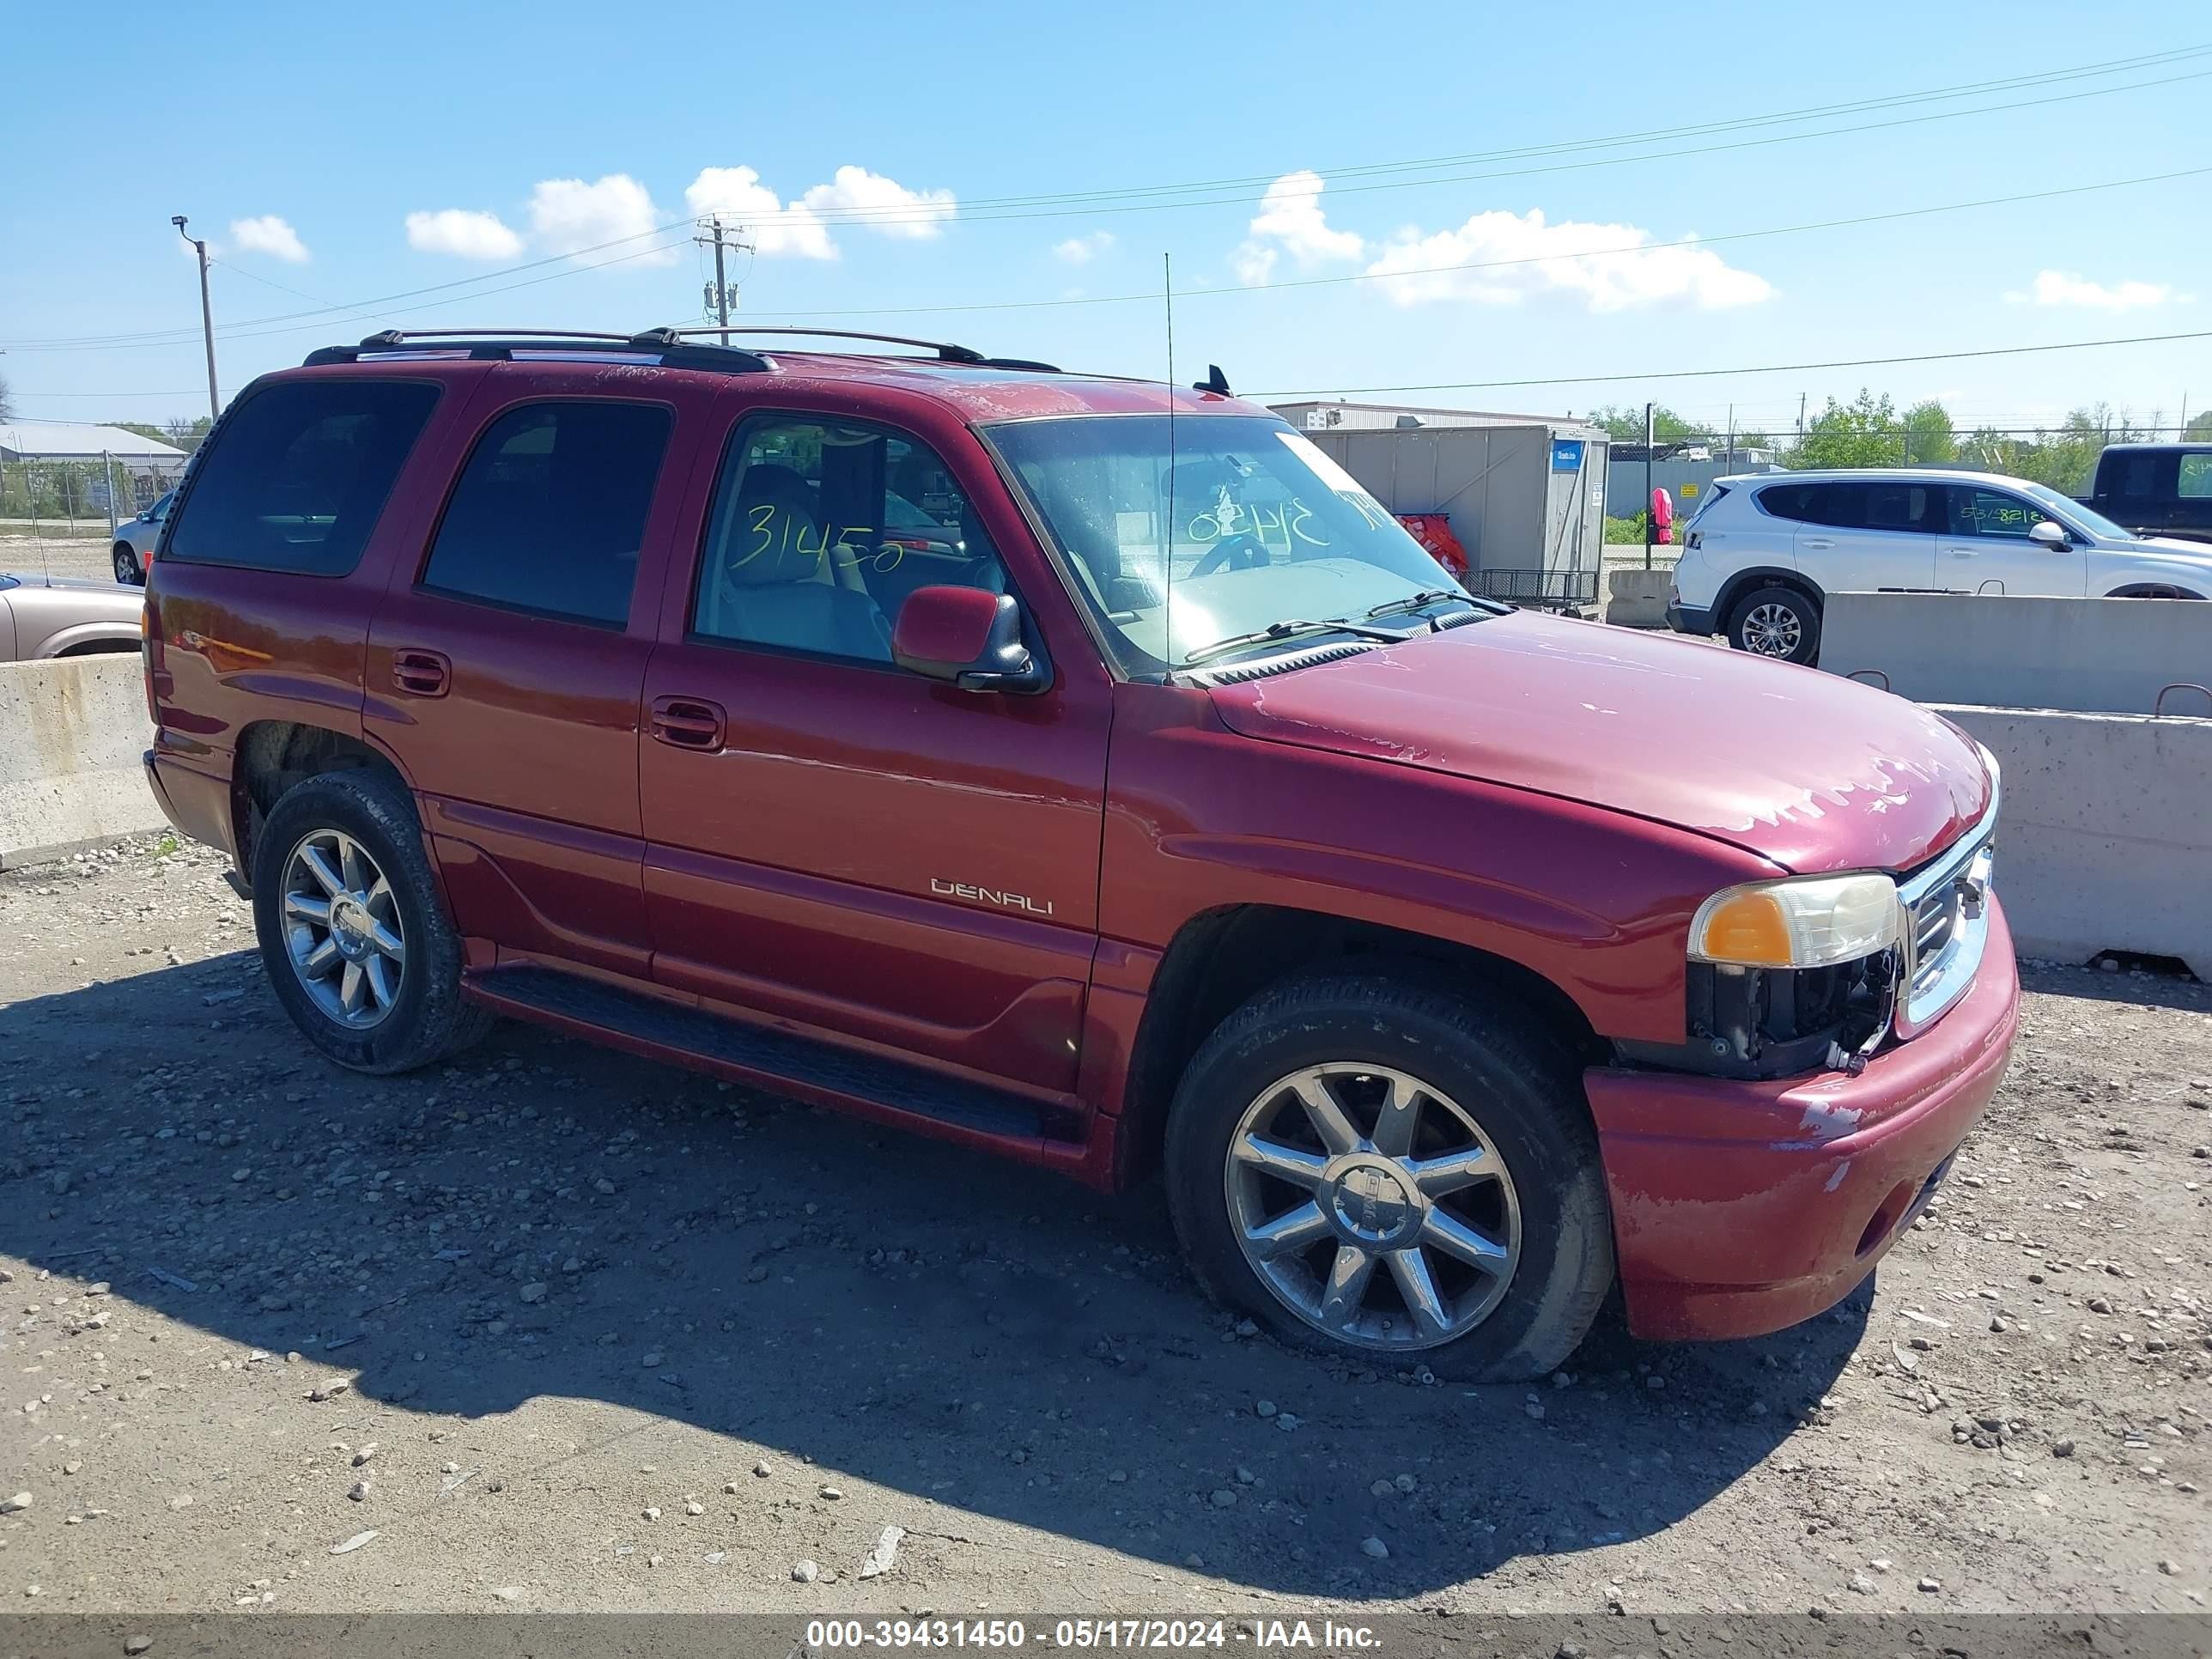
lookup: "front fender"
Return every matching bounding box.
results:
[1097,686,1782,1049]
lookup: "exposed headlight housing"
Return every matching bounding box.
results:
[1688,872,1903,969]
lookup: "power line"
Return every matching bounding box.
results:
[2,234,695,356]
[734,164,2212,320]
[761,45,2212,222]
[1250,330,2212,400]
[5,44,2204,353]
[207,257,339,307]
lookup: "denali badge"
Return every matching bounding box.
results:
[931,878,1054,917]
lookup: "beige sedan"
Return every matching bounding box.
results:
[0,572,144,661]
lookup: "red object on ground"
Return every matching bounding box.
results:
[1651,487,1674,546]
[1395,513,1469,575]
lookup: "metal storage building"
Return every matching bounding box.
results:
[1271,401,1610,609]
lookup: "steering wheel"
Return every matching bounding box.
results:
[1190,533,1269,578]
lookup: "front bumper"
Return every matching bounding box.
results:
[1585,896,2020,1341]
[1664,602,1715,635]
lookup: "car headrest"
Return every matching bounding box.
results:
[725,465,828,586]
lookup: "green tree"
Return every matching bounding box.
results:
[1788,390,1905,468]
[161,416,213,453]
[1902,400,1956,465]
[1588,404,1712,443]
[2185,410,2212,441]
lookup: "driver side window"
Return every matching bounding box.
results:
[690,415,1007,664]
[1946,487,2048,541]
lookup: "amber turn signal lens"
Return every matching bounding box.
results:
[1688,872,1903,969]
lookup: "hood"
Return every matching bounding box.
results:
[1206,611,1992,874]
[2,572,117,592]
[2134,535,2212,559]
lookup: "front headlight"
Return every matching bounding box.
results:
[1688,872,1903,969]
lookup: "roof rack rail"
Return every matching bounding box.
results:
[659,325,999,366]
[302,328,770,374]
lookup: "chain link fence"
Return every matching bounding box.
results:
[0,453,191,537]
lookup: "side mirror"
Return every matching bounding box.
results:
[2028,519,2069,549]
[891,586,1048,695]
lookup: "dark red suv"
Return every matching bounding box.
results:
[142,327,2017,1378]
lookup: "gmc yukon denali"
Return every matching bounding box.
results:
[141,326,2017,1379]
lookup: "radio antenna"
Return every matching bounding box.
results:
[1162,251,1177,682]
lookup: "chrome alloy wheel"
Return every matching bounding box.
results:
[1224,1063,1522,1351]
[1740,601,1803,657]
[280,829,404,1029]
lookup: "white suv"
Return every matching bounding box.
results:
[1667,467,2212,663]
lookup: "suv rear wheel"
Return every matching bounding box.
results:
[251,769,490,1074]
[1725,582,1820,665]
[1163,972,1614,1381]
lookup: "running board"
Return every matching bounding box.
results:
[467,965,1071,1146]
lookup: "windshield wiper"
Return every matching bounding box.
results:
[1366,588,1509,627]
[1182,616,1411,666]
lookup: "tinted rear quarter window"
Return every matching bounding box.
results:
[164,380,440,576]
[2179,454,2212,499]
[419,400,672,627]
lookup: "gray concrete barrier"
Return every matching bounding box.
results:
[0,655,164,869]
[1936,702,2212,978]
[1820,592,2212,714]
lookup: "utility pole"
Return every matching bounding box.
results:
[172,216,219,423]
[1643,400,1655,572]
[693,216,752,344]
[1796,392,1808,451]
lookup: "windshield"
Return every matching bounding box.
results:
[986,415,1463,672]
[2021,481,2128,540]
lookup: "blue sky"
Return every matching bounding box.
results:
[3,0,2208,437]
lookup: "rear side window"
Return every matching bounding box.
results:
[163,380,439,576]
[1754,481,1925,531]
[1753,483,1811,522]
[420,401,672,627]
[2116,454,2161,500]
[2179,455,2212,499]
[1861,482,1929,530]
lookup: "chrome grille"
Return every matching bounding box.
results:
[1892,764,2000,1040]
[1911,884,1960,992]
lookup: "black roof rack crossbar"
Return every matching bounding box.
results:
[303,329,769,374]
[659,325,992,365]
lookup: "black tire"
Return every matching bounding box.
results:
[1725,582,1820,665]
[1163,972,1615,1382]
[112,544,143,586]
[251,768,491,1074]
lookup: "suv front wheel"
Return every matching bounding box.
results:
[251,768,490,1074]
[1164,973,1614,1381]
[1725,583,1820,665]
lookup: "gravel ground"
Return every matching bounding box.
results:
[1,836,2206,1619]
[0,534,117,588]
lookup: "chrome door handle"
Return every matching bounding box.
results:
[1799,538,1836,549]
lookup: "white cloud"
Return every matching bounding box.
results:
[229,215,309,264]
[2009,270,2179,312]
[1232,170,1363,284]
[684,164,957,258]
[1363,208,1771,312]
[800,165,956,240]
[1054,231,1115,264]
[405,208,525,261]
[684,167,835,259]
[526,174,678,266]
